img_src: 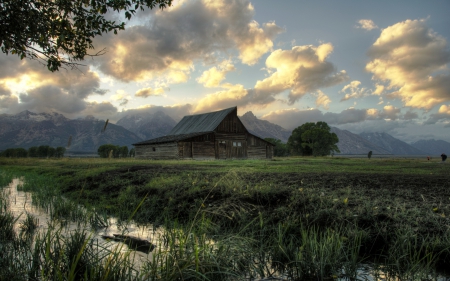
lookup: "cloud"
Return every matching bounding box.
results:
[0,52,109,117]
[366,19,450,110]
[196,60,235,87]
[340,80,367,101]
[379,105,401,120]
[194,84,254,113]
[425,104,450,124]
[135,87,165,98]
[356,19,378,30]
[255,43,349,104]
[315,90,331,110]
[91,0,282,83]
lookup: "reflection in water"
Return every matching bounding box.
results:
[4,178,162,264]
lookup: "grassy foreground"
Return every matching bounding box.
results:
[1,156,450,280]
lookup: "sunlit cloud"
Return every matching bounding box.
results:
[196,60,235,87]
[255,43,349,104]
[340,80,367,101]
[92,0,282,84]
[356,19,378,30]
[366,19,450,110]
[315,90,331,110]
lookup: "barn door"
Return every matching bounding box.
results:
[219,142,226,159]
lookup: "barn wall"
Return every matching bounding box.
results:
[192,142,215,160]
[135,143,179,160]
[247,134,273,159]
[215,109,247,134]
[247,146,267,159]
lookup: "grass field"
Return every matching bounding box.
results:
[1,156,449,280]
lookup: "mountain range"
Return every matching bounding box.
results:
[1,110,449,156]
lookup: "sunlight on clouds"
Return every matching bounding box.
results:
[237,21,282,65]
[255,43,348,104]
[356,19,378,30]
[194,84,248,113]
[438,105,450,115]
[373,84,385,95]
[340,80,367,101]
[366,19,450,110]
[315,90,331,110]
[366,108,379,117]
[197,61,235,87]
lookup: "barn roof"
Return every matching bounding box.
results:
[133,132,208,146]
[169,106,236,135]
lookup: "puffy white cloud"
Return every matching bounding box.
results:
[315,90,331,110]
[379,105,401,120]
[196,60,235,87]
[340,80,368,101]
[366,19,450,110]
[255,43,349,104]
[92,0,282,83]
[135,87,165,98]
[356,19,378,30]
[373,84,385,95]
[0,52,108,116]
[194,84,253,113]
[425,104,450,124]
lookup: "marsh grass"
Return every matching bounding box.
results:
[1,158,450,280]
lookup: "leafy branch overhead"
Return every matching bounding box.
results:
[0,0,172,71]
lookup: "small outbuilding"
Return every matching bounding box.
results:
[132,106,273,160]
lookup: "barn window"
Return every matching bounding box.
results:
[233,142,237,147]
[237,142,242,147]
[152,147,156,151]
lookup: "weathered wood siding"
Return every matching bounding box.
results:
[192,142,215,159]
[215,109,247,134]
[247,134,272,159]
[214,133,247,159]
[135,143,178,160]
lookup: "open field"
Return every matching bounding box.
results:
[1,157,449,280]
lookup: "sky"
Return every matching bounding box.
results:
[1,0,450,143]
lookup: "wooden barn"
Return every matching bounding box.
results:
[133,107,274,160]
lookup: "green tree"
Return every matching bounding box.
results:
[264,138,289,157]
[1,148,27,157]
[97,144,119,158]
[368,150,373,160]
[28,146,38,157]
[37,145,50,158]
[119,146,129,158]
[47,147,56,158]
[55,147,66,158]
[288,122,340,156]
[1,0,171,71]
[129,148,136,158]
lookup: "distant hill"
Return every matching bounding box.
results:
[239,111,292,143]
[410,139,450,156]
[330,127,391,155]
[359,132,426,155]
[0,111,142,152]
[116,111,176,141]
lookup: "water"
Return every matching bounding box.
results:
[3,178,161,263]
[3,178,449,281]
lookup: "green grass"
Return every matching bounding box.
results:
[1,157,449,280]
